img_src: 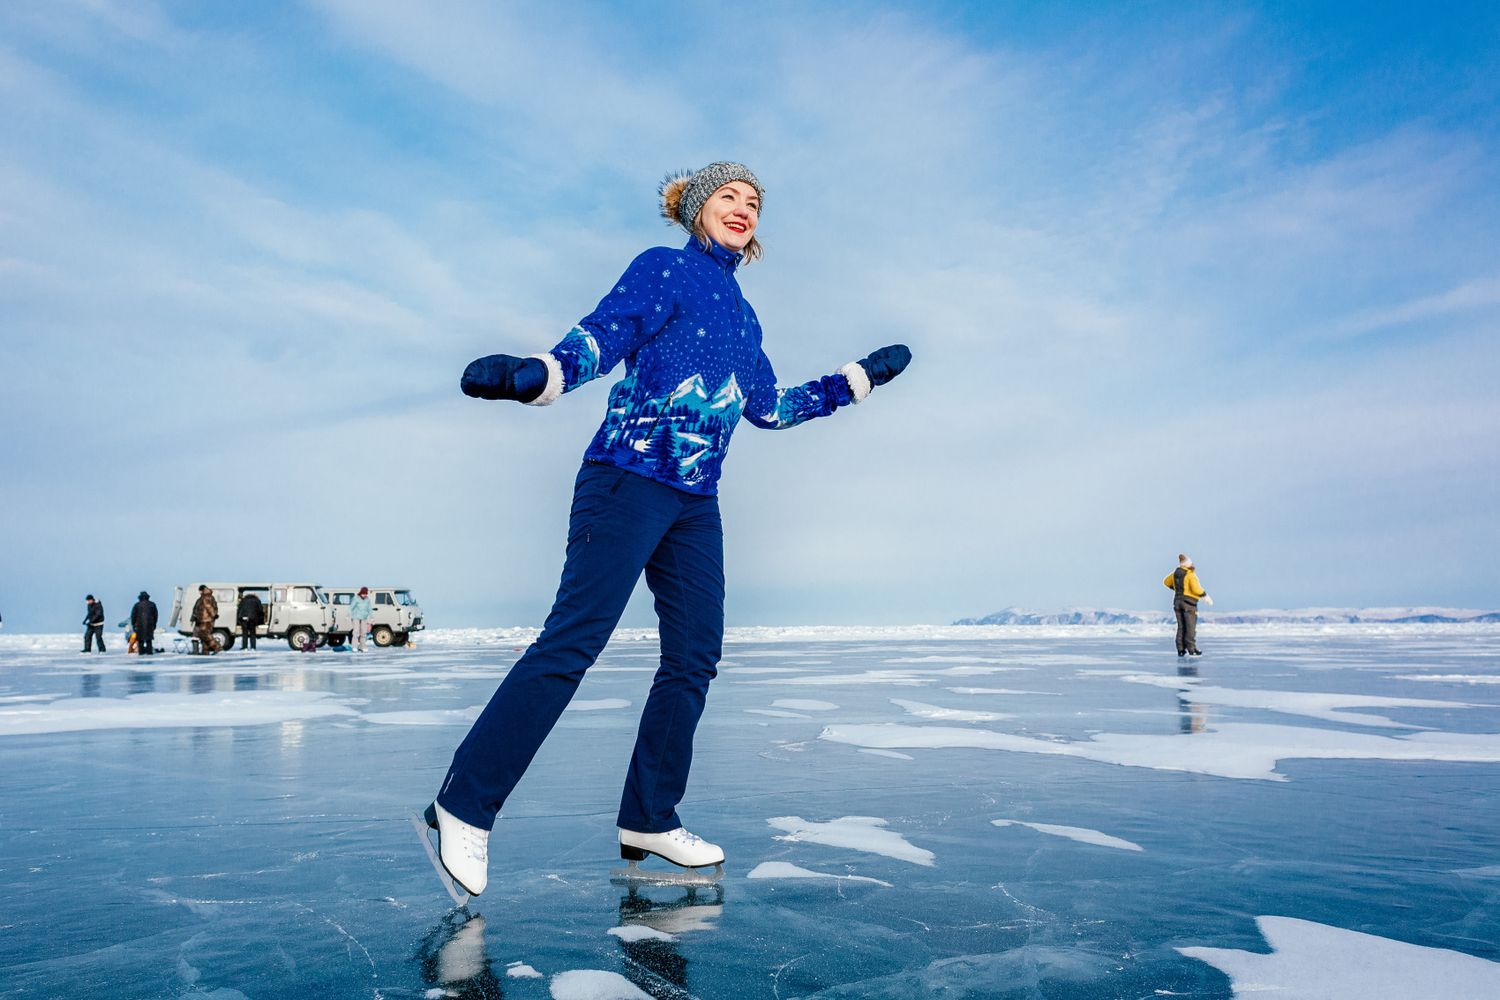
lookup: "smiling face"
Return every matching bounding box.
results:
[696,181,760,252]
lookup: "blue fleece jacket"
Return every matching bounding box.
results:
[531,237,863,495]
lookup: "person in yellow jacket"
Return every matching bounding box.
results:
[1163,554,1211,657]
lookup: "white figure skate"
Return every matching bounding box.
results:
[411,801,489,905]
[612,827,725,887]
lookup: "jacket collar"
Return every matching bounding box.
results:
[685,237,741,273]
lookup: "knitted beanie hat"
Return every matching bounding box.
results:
[660,161,763,233]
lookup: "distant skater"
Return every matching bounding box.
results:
[131,591,158,655]
[82,595,106,653]
[1164,554,1211,656]
[420,161,911,899]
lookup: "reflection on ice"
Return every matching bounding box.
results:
[416,912,500,996]
[1179,916,1500,998]
[1120,673,1479,728]
[614,884,722,997]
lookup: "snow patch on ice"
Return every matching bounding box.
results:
[607,925,676,943]
[0,691,358,736]
[566,698,630,711]
[773,699,839,711]
[990,819,1143,852]
[1178,915,1500,997]
[945,687,1041,695]
[890,698,1012,723]
[753,669,931,687]
[767,815,934,866]
[364,705,482,726]
[549,969,652,999]
[1394,674,1500,685]
[746,709,811,719]
[747,861,893,886]
[506,961,543,978]
[858,748,914,760]
[1120,673,1475,728]
[883,655,1009,664]
[937,666,1029,676]
[819,722,1500,781]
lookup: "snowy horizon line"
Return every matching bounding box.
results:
[5,609,1500,651]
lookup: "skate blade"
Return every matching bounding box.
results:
[610,859,724,887]
[409,813,470,908]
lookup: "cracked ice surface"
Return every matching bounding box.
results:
[2,625,1498,997]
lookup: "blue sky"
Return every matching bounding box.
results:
[3,1,1498,631]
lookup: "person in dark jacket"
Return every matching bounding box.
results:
[421,161,912,898]
[237,591,264,650]
[130,591,158,655]
[82,595,106,653]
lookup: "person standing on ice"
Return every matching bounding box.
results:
[349,587,372,652]
[191,585,219,655]
[1164,554,1211,657]
[82,595,106,653]
[131,591,158,656]
[422,161,912,897]
[236,590,264,650]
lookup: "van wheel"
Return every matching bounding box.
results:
[371,625,394,647]
[287,626,315,650]
[391,631,410,647]
[213,628,234,652]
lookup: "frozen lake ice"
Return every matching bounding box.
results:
[2,625,1499,998]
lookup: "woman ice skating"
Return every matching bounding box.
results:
[421,161,912,898]
[1164,554,1212,656]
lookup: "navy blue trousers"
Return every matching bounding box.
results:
[438,463,725,833]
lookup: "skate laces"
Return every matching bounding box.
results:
[453,820,488,864]
[672,828,702,846]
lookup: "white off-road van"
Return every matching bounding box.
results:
[324,587,425,647]
[170,583,333,650]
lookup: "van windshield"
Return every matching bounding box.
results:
[396,591,418,606]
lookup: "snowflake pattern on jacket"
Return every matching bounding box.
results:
[541,238,854,495]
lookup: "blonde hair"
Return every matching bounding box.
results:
[692,218,762,264]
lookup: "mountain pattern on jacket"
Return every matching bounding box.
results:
[540,238,855,495]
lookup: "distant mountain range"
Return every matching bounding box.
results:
[953,607,1500,626]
